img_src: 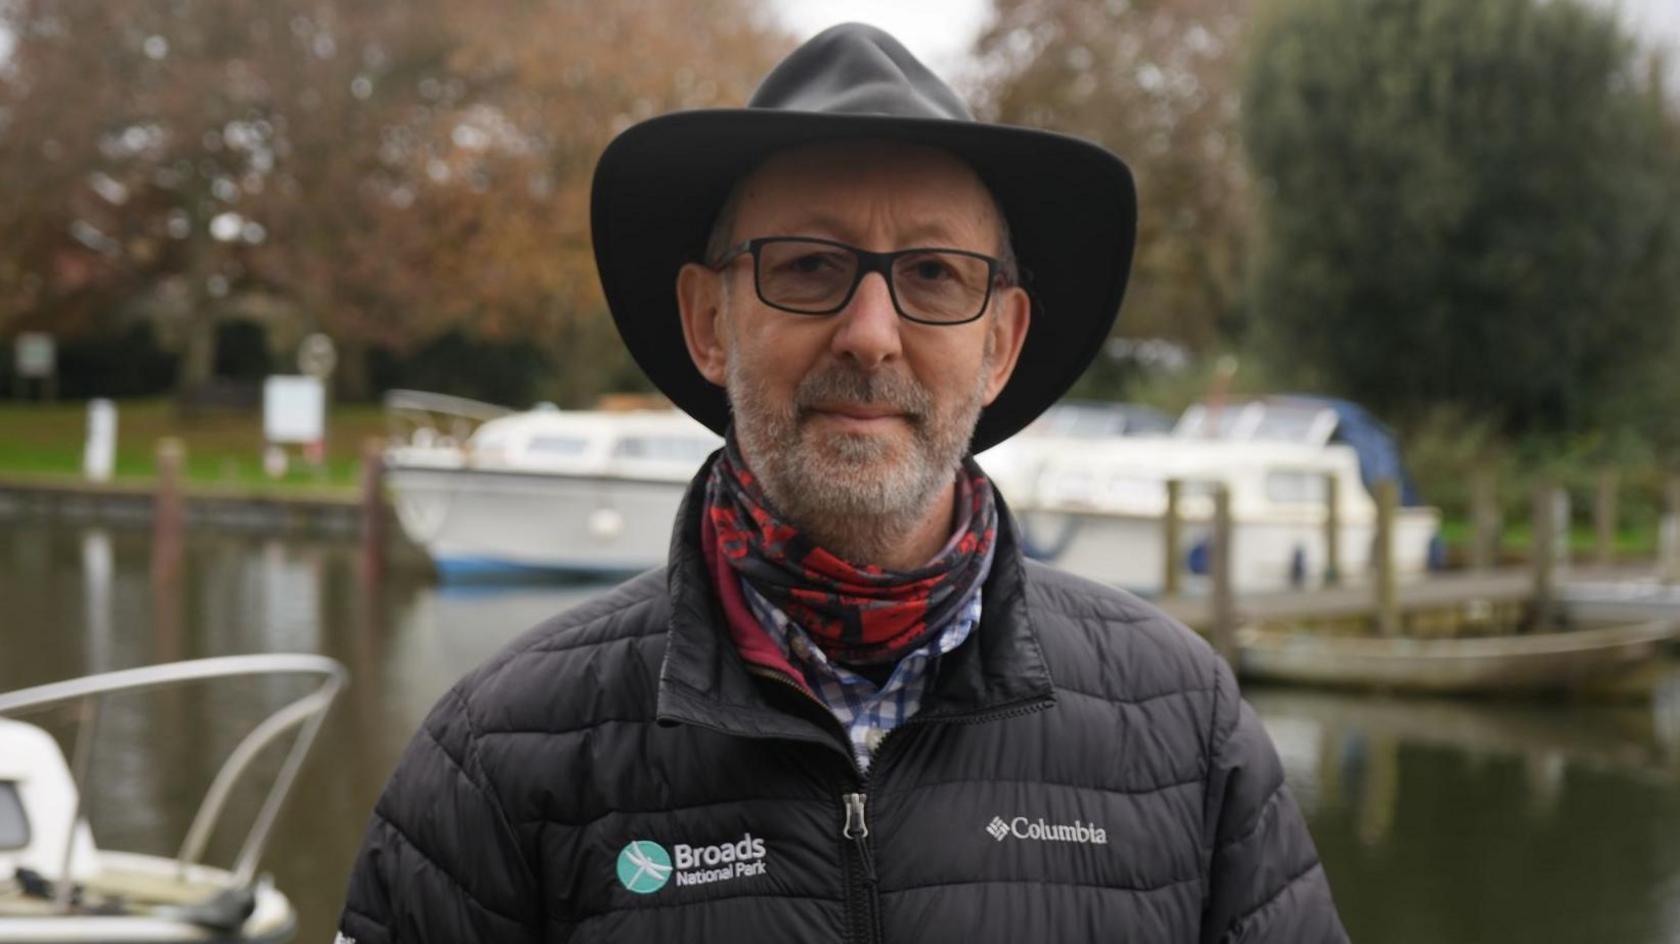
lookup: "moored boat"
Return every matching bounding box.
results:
[1236,617,1680,695]
[383,391,721,579]
[0,655,344,943]
[978,396,1442,593]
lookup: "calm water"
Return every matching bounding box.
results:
[2,519,1678,943]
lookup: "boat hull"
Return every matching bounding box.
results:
[0,852,294,943]
[1013,506,1439,594]
[1236,619,1680,694]
[387,465,687,578]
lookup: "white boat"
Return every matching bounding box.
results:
[978,397,1441,593]
[384,391,722,579]
[0,655,344,943]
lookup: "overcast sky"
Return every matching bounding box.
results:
[2,2,1674,95]
[767,0,1680,78]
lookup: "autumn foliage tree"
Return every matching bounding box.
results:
[0,0,788,406]
[974,0,1255,357]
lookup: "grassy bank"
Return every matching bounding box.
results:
[0,398,385,491]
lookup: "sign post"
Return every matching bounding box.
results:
[262,376,326,479]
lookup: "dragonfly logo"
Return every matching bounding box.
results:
[616,840,673,894]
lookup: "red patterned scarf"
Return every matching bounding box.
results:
[702,435,997,667]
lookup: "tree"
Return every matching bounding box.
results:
[974,0,1256,356]
[0,0,788,406]
[1242,0,1680,433]
[0,0,456,403]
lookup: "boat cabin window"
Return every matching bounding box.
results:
[526,435,590,457]
[612,436,718,462]
[1265,469,1329,505]
[0,781,27,850]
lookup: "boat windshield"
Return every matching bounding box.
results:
[1176,402,1335,445]
[0,781,25,850]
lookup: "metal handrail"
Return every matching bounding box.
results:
[384,389,513,450]
[0,654,347,907]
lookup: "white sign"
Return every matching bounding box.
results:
[263,375,326,444]
[15,332,55,378]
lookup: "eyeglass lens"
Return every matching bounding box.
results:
[755,239,992,323]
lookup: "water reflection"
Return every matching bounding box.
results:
[1253,688,1680,943]
[2,518,1679,944]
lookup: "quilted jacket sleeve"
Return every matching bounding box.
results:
[338,685,541,944]
[1201,658,1348,944]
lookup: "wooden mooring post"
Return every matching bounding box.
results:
[1373,479,1399,637]
[360,437,387,584]
[1531,483,1562,628]
[1322,472,1341,587]
[1470,468,1499,572]
[1210,485,1236,663]
[1162,479,1182,598]
[1594,468,1619,570]
[151,438,185,583]
[1662,476,1680,585]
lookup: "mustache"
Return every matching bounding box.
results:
[793,364,931,423]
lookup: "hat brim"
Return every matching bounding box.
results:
[590,109,1136,454]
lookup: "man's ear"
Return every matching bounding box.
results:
[981,284,1031,405]
[677,263,729,386]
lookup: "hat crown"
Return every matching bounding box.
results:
[748,23,974,123]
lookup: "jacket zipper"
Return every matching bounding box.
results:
[841,791,879,944]
[751,662,1058,944]
[834,696,1054,944]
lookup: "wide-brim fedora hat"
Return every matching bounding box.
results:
[591,23,1137,453]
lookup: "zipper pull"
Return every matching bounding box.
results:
[842,792,877,882]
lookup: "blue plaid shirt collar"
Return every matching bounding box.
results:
[740,581,981,772]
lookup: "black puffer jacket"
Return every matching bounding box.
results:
[339,474,1346,943]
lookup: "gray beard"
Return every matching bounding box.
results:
[727,354,988,565]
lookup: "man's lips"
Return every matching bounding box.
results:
[810,403,903,420]
[802,403,916,429]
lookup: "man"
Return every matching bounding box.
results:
[338,23,1346,943]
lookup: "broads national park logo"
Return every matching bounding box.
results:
[616,834,768,894]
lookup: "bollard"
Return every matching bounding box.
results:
[1210,486,1237,664]
[83,399,117,483]
[1531,483,1558,629]
[1594,468,1618,570]
[360,437,387,584]
[1162,479,1182,597]
[151,438,185,583]
[1323,472,1342,587]
[1470,468,1498,572]
[1373,479,1399,637]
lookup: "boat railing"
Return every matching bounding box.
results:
[0,654,347,909]
[384,388,514,451]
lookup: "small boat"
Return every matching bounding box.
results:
[383,391,721,580]
[1236,617,1680,695]
[0,655,345,942]
[978,396,1441,593]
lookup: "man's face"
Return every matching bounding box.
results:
[678,141,1030,529]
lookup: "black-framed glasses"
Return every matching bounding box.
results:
[709,236,1010,326]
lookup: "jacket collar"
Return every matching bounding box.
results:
[656,454,1056,744]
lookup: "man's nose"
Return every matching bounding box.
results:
[830,271,903,369]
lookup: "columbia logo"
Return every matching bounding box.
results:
[986,817,1011,841]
